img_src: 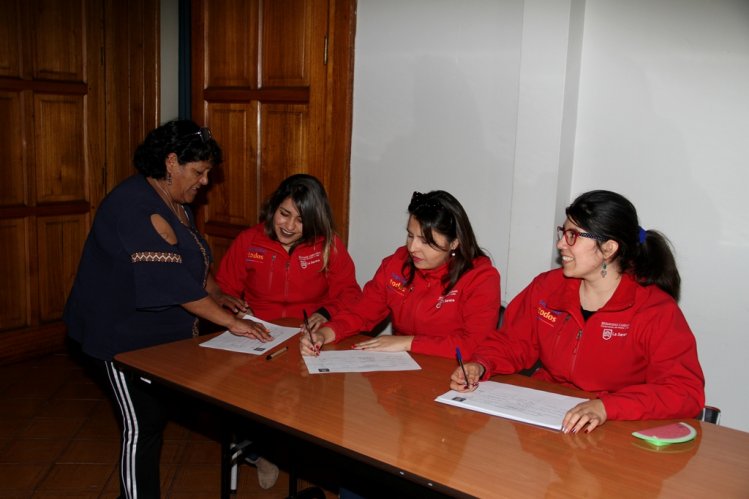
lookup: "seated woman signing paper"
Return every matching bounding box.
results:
[300,190,501,359]
[216,174,362,334]
[450,190,705,434]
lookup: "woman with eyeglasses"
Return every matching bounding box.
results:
[64,120,266,499]
[449,190,705,433]
[300,190,501,359]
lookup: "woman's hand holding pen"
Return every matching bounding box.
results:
[227,317,272,341]
[299,326,334,356]
[450,362,483,391]
[300,312,326,334]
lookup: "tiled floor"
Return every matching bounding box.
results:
[0,350,329,498]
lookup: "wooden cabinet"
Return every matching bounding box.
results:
[0,0,158,363]
[191,0,356,265]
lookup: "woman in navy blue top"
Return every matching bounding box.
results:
[64,120,264,499]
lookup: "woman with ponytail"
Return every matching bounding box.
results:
[449,190,704,433]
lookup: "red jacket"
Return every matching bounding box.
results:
[472,269,705,421]
[215,224,362,321]
[325,246,501,359]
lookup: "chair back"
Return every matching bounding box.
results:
[697,405,721,424]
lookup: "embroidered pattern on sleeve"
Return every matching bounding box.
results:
[131,252,183,264]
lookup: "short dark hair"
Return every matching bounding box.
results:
[133,120,222,178]
[566,189,681,300]
[260,174,336,269]
[404,190,486,293]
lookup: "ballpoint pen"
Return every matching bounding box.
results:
[456,347,470,387]
[303,309,317,352]
[266,346,288,361]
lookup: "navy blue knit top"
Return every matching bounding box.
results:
[64,174,211,361]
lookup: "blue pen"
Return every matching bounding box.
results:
[456,347,470,387]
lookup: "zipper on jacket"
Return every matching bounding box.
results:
[268,254,277,289]
[570,329,583,375]
[281,260,291,317]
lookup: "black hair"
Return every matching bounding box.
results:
[565,190,681,300]
[133,119,222,178]
[260,174,336,269]
[404,190,486,294]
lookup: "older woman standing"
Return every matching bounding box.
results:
[450,190,705,434]
[64,120,265,499]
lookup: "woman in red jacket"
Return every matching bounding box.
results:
[216,174,362,336]
[450,190,705,433]
[216,174,362,488]
[300,190,501,359]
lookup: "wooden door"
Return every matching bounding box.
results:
[191,0,356,265]
[0,0,104,361]
[0,0,159,364]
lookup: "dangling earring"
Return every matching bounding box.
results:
[601,260,608,278]
[167,172,172,186]
[450,250,456,258]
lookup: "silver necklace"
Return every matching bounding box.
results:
[152,178,186,225]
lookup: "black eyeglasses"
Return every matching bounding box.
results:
[183,127,213,143]
[556,226,606,246]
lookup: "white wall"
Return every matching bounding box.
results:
[349,0,524,286]
[570,0,749,430]
[350,0,749,431]
[160,0,179,122]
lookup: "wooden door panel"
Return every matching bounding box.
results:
[0,0,22,78]
[104,0,160,190]
[36,214,88,323]
[0,0,98,358]
[0,91,26,206]
[260,103,309,199]
[204,102,259,227]
[29,0,84,81]
[0,218,29,330]
[193,0,354,256]
[203,0,259,88]
[261,0,312,86]
[207,235,232,272]
[34,94,87,203]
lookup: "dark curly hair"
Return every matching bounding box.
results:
[133,120,222,178]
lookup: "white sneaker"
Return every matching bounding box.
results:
[246,456,279,489]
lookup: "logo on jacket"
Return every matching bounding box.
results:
[245,247,266,263]
[298,252,321,269]
[436,289,459,309]
[536,300,561,326]
[388,273,408,295]
[600,321,629,340]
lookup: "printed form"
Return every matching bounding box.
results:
[436,381,589,430]
[303,351,421,374]
[199,315,299,355]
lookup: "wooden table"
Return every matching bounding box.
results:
[115,331,749,498]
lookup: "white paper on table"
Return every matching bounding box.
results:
[303,350,421,374]
[435,380,588,431]
[199,315,299,355]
